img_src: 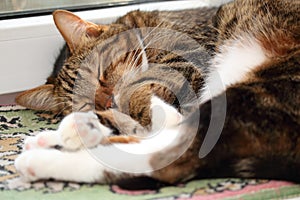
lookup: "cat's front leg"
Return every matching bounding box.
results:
[23,96,181,152]
[24,130,62,151]
[24,111,142,152]
[15,96,185,184]
[58,96,180,149]
[58,111,141,150]
[23,112,110,151]
[95,109,148,137]
[15,148,117,183]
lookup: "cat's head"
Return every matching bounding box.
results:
[15,10,146,115]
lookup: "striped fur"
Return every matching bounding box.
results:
[16,7,217,131]
[15,0,300,186]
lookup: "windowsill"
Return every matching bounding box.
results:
[0,0,228,100]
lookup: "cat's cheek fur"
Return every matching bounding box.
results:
[201,35,268,103]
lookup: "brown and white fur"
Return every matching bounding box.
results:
[15,0,300,186]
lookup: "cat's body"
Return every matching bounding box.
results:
[15,0,300,186]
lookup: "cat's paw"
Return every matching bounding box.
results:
[15,151,37,181]
[15,149,61,182]
[58,111,112,150]
[15,148,107,183]
[150,96,182,132]
[23,130,61,151]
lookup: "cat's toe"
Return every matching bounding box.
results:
[24,137,38,151]
[15,149,63,182]
[15,151,39,182]
[58,112,112,150]
[57,112,87,150]
[78,117,112,147]
[23,130,60,150]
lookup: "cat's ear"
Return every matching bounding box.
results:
[15,84,58,111]
[53,10,108,53]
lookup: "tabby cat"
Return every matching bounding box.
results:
[15,0,300,187]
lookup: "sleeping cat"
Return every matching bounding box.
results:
[15,0,300,186]
[16,6,217,129]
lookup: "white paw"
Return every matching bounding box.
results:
[58,111,112,150]
[15,151,37,182]
[15,149,108,183]
[23,130,61,151]
[15,149,61,182]
[150,96,183,132]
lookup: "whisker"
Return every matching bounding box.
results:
[125,20,166,70]
[128,33,171,70]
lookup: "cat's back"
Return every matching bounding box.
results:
[117,7,219,52]
[214,0,300,55]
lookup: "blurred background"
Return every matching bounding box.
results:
[0,0,168,18]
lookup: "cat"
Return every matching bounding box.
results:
[16,7,218,129]
[15,0,300,187]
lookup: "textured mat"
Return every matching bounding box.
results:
[1,105,300,200]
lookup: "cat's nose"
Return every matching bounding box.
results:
[106,97,112,108]
[107,94,118,109]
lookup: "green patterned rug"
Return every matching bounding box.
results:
[1,105,300,200]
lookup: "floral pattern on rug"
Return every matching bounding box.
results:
[1,105,300,200]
